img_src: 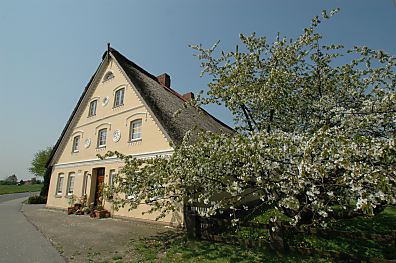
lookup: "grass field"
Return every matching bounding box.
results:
[0,184,43,195]
[127,207,396,262]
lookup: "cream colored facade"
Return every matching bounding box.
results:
[46,56,182,225]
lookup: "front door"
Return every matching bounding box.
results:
[94,168,105,207]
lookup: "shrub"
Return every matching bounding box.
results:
[27,195,47,204]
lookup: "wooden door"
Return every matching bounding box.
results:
[94,168,105,206]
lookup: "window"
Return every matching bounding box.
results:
[72,135,80,152]
[108,169,117,200]
[82,171,89,195]
[67,173,75,195]
[97,128,107,147]
[103,71,114,82]
[129,119,142,141]
[88,100,97,117]
[56,173,64,195]
[114,88,125,108]
[109,169,116,189]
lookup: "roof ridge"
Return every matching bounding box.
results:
[107,48,160,84]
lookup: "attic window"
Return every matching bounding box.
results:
[103,71,114,82]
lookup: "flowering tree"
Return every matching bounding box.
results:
[103,9,395,229]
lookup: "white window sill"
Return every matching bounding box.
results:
[112,105,124,111]
[128,139,142,146]
[55,194,62,198]
[72,150,79,154]
[96,146,107,151]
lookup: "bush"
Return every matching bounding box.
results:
[27,195,47,204]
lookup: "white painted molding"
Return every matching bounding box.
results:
[113,85,127,92]
[125,112,147,126]
[54,149,174,169]
[71,130,84,138]
[74,105,145,130]
[94,122,112,134]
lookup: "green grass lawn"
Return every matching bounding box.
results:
[125,207,396,262]
[0,184,43,195]
[131,234,333,263]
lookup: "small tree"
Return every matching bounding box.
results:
[29,147,53,177]
[103,9,395,231]
[6,174,18,185]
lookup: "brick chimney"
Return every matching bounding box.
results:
[157,73,171,88]
[182,92,195,101]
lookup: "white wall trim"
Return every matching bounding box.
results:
[74,105,145,130]
[54,149,174,169]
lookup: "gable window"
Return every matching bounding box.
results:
[97,128,107,148]
[72,135,80,152]
[114,88,125,108]
[88,100,97,117]
[129,119,142,141]
[56,173,64,195]
[103,71,114,82]
[67,173,75,195]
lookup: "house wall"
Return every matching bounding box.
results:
[46,57,181,225]
[56,58,171,165]
[46,162,182,225]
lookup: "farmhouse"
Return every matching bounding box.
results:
[45,46,233,224]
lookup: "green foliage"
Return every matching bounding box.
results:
[1,174,18,185]
[29,146,52,177]
[103,8,396,229]
[27,195,47,204]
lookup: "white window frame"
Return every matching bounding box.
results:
[129,119,142,141]
[109,169,116,189]
[88,99,97,117]
[56,173,64,195]
[72,135,80,152]
[67,173,75,196]
[114,88,125,108]
[97,128,107,148]
[82,171,89,196]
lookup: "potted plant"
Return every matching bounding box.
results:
[67,195,77,215]
[93,205,111,219]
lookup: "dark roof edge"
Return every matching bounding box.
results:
[45,58,106,168]
[107,48,161,85]
[46,47,235,168]
[199,107,235,132]
[109,48,235,133]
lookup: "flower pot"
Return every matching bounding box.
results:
[67,207,75,215]
[94,210,107,219]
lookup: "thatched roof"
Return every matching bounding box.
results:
[46,47,234,167]
[110,48,234,145]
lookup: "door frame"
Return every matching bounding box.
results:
[93,167,105,207]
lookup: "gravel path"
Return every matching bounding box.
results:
[22,204,173,262]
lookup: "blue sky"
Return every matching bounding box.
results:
[0,0,395,180]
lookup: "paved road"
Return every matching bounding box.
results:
[0,194,65,263]
[0,192,37,204]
